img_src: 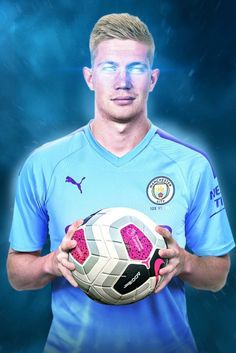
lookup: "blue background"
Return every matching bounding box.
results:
[0,0,235,352]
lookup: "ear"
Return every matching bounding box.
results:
[83,67,94,91]
[149,68,160,92]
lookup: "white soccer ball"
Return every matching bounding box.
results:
[68,207,168,305]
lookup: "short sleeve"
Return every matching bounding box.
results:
[185,157,235,256]
[9,153,49,251]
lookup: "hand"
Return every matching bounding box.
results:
[51,220,83,287]
[154,226,186,293]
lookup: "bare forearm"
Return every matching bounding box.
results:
[7,225,79,291]
[7,251,57,291]
[179,251,230,292]
[156,227,231,294]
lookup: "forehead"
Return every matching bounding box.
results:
[93,39,150,66]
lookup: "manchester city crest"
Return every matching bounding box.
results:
[146,176,175,205]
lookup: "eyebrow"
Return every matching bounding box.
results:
[97,61,118,67]
[127,62,148,70]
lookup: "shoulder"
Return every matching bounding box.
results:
[19,126,88,180]
[33,126,87,160]
[25,126,87,166]
[153,126,216,178]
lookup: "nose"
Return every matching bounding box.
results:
[114,68,132,90]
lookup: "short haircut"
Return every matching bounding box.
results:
[89,13,155,66]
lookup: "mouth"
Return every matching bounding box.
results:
[111,96,135,101]
[111,96,136,105]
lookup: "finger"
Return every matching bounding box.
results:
[155,226,172,239]
[159,263,177,277]
[154,278,167,293]
[61,258,76,271]
[58,264,78,287]
[57,250,68,263]
[57,250,76,267]
[154,273,172,293]
[60,238,77,252]
[158,248,178,259]
[65,220,83,240]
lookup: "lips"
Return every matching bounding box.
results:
[111,96,135,101]
[110,96,136,105]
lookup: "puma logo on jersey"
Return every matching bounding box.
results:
[65,176,86,194]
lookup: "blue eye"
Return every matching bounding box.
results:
[101,65,117,72]
[128,65,146,74]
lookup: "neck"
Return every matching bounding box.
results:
[90,116,151,157]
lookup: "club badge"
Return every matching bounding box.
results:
[146,176,175,205]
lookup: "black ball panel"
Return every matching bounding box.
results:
[114,264,149,295]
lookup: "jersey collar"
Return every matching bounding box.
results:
[84,121,157,167]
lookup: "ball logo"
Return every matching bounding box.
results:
[123,271,141,289]
[147,176,175,205]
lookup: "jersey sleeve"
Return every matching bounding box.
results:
[9,153,49,251]
[185,157,235,256]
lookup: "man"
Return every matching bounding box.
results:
[7,13,234,353]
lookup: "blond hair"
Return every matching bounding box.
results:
[89,13,155,66]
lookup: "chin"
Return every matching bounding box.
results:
[106,107,143,124]
[108,114,139,124]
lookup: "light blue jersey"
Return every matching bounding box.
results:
[10,122,235,353]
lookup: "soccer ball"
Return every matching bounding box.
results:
[68,207,168,305]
